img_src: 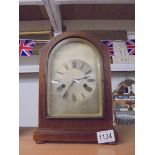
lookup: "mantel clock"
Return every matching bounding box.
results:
[33,32,118,144]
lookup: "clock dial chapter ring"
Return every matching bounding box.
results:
[52,59,96,103]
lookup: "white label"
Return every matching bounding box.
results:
[96,130,115,144]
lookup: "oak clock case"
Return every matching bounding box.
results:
[33,32,118,144]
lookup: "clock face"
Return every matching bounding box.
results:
[52,59,96,103]
[47,38,104,118]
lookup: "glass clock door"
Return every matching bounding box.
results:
[47,38,104,118]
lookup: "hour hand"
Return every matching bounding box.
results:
[76,76,90,81]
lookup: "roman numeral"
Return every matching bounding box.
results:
[85,86,92,92]
[63,91,68,100]
[83,84,92,92]
[85,70,91,74]
[80,63,84,70]
[72,94,76,102]
[63,64,69,70]
[57,84,65,92]
[87,79,95,82]
[57,70,63,74]
[72,61,76,68]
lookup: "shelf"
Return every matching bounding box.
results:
[54,0,135,5]
[19,65,39,73]
[19,126,135,155]
[114,99,135,101]
[19,55,135,73]
[111,64,135,71]
[19,0,135,5]
[19,55,39,73]
[19,0,43,5]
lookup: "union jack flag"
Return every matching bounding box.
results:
[19,39,35,56]
[101,40,114,57]
[126,39,135,55]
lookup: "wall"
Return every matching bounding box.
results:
[19,73,39,127]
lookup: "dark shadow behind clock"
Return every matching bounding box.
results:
[33,32,119,144]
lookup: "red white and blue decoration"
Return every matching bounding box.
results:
[19,39,35,56]
[126,39,135,55]
[101,40,114,57]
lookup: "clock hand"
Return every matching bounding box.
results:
[75,76,90,81]
[73,79,80,83]
[63,80,75,98]
[68,80,75,89]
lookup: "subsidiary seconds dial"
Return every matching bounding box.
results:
[51,59,96,103]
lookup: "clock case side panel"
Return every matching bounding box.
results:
[33,32,118,143]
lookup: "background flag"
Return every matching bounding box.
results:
[19,39,35,56]
[126,39,135,55]
[101,40,114,57]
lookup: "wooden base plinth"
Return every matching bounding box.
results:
[33,127,119,144]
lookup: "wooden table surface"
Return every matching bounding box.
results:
[20,126,135,155]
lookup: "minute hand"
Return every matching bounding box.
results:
[75,76,90,81]
[63,80,75,98]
